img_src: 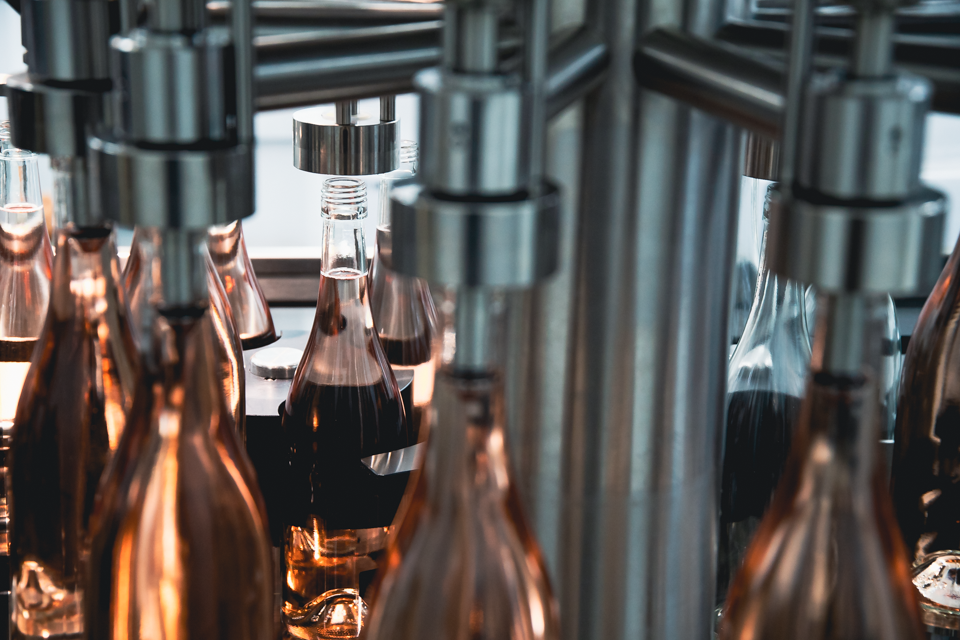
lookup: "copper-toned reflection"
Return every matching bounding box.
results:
[363,372,560,640]
[85,308,272,640]
[124,227,246,436]
[9,226,138,640]
[720,296,924,640]
[892,233,960,633]
[207,221,277,349]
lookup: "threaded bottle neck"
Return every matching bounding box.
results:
[321,178,367,220]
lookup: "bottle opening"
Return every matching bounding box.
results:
[322,178,367,220]
[399,140,419,168]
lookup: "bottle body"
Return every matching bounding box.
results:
[717,195,811,608]
[720,295,925,640]
[207,221,277,349]
[363,371,559,640]
[891,236,960,631]
[85,307,272,640]
[0,146,53,634]
[9,226,138,639]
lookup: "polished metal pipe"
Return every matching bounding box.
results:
[561,0,741,637]
[208,0,443,22]
[634,28,784,139]
[255,25,608,115]
[546,27,608,118]
[853,9,895,78]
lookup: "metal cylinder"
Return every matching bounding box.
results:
[743,132,780,180]
[798,71,931,201]
[21,0,113,81]
[292,106,399,175]
[416,68,527,196]
[113,29,236,144]
[389,181,560,288]
[559,0,741,636]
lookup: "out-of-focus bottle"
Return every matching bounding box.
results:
[363,295,560,640]
[369,141,440,437]
[281,178,411,639]
[891,230,960,634]
[207,220,277,349]
[806,289,901,454]
[719,294,925,640]
[123,226,246,436]
[0,138,53,635]
[8,159,139,640]
[717,188,811,611]
[85,229,273,640]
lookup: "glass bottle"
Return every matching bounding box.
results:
[207,220,277,349]
[362,305,560,640]
[806,288,901,444]
[891,228,960,633]
[0,144,53,634]
[719,294,925,640]
[717,190,811,610]
[281,177,411,639]
[8,158,139,639]
[123,226,246,436]
[85,229,273,640]
[369,141,440,436]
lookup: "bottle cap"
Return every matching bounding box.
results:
[251,347,303,379]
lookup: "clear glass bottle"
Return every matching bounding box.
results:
[281,178,411,639]
[717,189,811,610]
[891,228,960,633]
[207,221,277,349]
[369,141,440,437]
[719,294,925,640]
[362,302,560,640]
[123,226,246,436]
[0,143,53,635]
[8,158,139,639]
[85,229,272,640]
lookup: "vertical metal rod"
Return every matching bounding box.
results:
[778,0,816,187]
[853,9,894,78]
[380,95,397,122]
[560,0,741,636]
[233,0,255,145]
[445,4,499,74]
[335,100,356,125]
[524,0,550,186]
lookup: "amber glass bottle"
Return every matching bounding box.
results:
[369,141,439,437]
[8,205,139,639]
[207,221,277,349]
[124,226,246,435]
[85,229,272,640]
[891,228,960,633]
[363,318,559,640]
[0,142,53,636]
[719,294,924,640]
[281,178,411,639]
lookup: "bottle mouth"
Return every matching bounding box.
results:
[321,177,367,220]
[399,140,419,167]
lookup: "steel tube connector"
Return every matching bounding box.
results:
[634,28,784,139]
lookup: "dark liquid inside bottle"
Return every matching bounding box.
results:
[378,336,432,368]
[282,380,413,622]
[0,337,38,640]
[718,390,802,605]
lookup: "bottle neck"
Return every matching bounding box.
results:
[426,371,512,510]
[322,217,367,278]
[151,307,221,439]
[798,292,890,490]
[51,225,120,320]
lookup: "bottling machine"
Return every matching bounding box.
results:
[2,0,959,637]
